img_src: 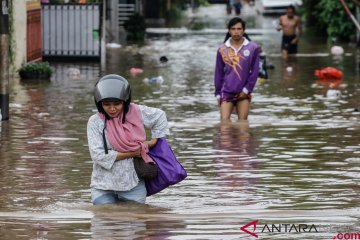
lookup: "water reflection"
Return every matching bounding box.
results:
[213,121,256,161]
[90,204,186,240]
[281,58,298,84]
[212,121,260,204]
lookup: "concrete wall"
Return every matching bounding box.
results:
[11,0,42,75]
[108,0,121,43]
[11,1,27,75]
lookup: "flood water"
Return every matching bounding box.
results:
[1,4,360,240]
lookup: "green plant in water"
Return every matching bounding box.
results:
[123,13,146,41]
[188,20,206,30]
[18,62,53,79]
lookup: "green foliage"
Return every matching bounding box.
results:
[18,62,53,75]
[168,4,184,24]
[299,0,317,27]
[316,0,356,39]
[159,0,209,25]
[301,0,356,40]
[123,14,146,41]
[189,20,206,30]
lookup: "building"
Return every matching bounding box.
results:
[9,0,42,76]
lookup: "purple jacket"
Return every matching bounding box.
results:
[214,38,260,98]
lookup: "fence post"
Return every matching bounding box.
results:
[0,0,10,121]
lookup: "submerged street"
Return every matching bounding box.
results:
[0,3,360,240]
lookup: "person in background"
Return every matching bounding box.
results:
[214,17,260,121]
[87,74,169,205]
[234,0,242,15]
[226,0,234,14]
[277,5,302,59]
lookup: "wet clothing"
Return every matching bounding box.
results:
[91,181,146,205]
[87,104,169,197]
[219,93,252,105]
[281,34,297,54]
[214,37,260,101]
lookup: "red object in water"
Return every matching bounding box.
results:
[314,67,343,80]
[129,67,144,76]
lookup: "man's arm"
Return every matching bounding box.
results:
[277,16,283,31]
[292,17,302,44]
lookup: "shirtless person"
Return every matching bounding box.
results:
[277,5,302,59]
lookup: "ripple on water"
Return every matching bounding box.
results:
[1,5,360,239]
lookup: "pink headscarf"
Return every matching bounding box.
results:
[98,103,154,163]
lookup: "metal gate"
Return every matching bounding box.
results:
[107,0,142,43]
[118,0,142,25]
[27,9,42,62]
[42,4,101,58]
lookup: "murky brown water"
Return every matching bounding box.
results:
[1,4,360,240]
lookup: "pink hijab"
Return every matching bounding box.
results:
[98,103,154,163]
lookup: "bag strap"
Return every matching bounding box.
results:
[102,118,108,154]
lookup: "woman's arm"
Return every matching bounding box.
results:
[87,115,141,169]
[138,105,170,139]
[87,115,117,169]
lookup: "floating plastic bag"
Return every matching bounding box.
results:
[314,67,343,80]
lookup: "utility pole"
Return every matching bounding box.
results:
[100,0,106,72]
[339,0,360,31]
[357,5,360,46]
[0,0,9,120]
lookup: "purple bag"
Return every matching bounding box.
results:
[145,138,187,196]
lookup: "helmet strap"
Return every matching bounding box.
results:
[122,113,126,124]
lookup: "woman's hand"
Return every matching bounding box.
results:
[146,138,158,148]
[116,148,141,160]
[133,148,142,157]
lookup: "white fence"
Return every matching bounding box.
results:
[42,4,101,58]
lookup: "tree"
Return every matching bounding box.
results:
[301,0,356,41]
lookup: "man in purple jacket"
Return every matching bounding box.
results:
[214,17,260,121]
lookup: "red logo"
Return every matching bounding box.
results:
[240,220,259,238]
